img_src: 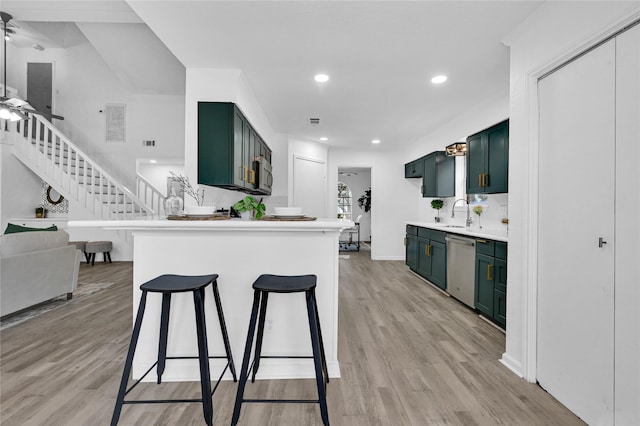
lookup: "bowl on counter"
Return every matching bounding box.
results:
[274,207,303,216]
[184,205,216,215]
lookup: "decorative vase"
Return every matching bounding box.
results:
[240,211,252,220]
[164,190,184,216]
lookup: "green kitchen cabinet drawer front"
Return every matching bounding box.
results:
[406,234,418,271]
[494,289,507,328]
[475,239,495,256]
[406,225,419,236]
[429,240,447,290]
[418,227,431,239]
[475,253,494,317]
[430,229,447,244]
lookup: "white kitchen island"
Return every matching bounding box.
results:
[69,217,352,382]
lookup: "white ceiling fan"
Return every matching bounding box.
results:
[0,11,49,122]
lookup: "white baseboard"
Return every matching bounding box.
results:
[499,352,524,379]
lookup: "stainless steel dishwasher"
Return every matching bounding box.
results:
[446,234,476,308]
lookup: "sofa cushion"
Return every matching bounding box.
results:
[1,230,70,257]
[4,223,58,234]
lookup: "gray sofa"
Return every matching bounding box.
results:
[1,229,81,317]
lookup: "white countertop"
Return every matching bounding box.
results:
[406,221,508,242]
[68,217,353,232]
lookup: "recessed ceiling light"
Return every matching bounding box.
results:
[320,137,328,141]
[372,139,381,144]
[314,74,329,83]
[149,159,157,163]
[431,75,447,84]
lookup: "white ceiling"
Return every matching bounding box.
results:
[4,0,544,149]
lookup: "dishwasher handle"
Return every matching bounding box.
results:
[445,235,475,246]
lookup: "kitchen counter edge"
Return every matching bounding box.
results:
[405,222,508,242]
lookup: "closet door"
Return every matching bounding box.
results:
[614,24,640,426]
[537,40,616,425]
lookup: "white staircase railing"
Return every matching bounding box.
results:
[136,174,166,216]
[2,114,155,219]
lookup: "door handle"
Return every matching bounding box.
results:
[598,237,607,248]
[487,264,493,281]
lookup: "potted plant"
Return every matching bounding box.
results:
[473,205,483,229]
[233,196,266,220]
[357,188,371,213]
[431,199,444,222]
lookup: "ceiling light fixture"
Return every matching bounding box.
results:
[314,74,329,83]
[445,142,467,156]
[371,139,381,144]
[431,75,447,84]
[320,137,328,141]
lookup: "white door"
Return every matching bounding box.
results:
[293,156,326,218]
[537,39,616,425]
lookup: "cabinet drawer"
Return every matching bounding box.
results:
[406,225,418,236]
[495,242,507,260]
[430,229,446,244]
[476,239,495,256]
[418,227,431,239]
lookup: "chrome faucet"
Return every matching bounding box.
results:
[451,198,473,227]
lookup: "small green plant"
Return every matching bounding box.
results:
[430,199,444,210]
[357,188,372,213]
[473,205,483,216]
[233,196,266,219]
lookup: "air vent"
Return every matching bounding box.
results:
[143,140,156,147]
[309,117,320,125]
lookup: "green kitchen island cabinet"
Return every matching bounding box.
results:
[198,102,272,195]
[466,119,509,194]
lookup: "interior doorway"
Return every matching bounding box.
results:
[337,167,372,254]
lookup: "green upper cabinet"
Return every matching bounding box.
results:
[466,119,509,194]
[404,158,423,178]
[421,151,455,198]
[198,102,272,195]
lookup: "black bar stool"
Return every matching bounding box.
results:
[111,274,237,426]
[231,274,329,426]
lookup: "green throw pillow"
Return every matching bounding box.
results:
[3,223,58,234]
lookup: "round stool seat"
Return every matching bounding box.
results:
[85,240,112,253]
[140,274,219,293]
[252,274,317,293]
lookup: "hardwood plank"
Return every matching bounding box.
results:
[0,254,584,425]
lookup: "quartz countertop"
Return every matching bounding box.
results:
[68,217,353,232]
[406,221,508,242]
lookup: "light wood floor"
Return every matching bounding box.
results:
[0,251,584,425]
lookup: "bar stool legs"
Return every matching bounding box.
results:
[231,281,329,426]
[111,275,236,426]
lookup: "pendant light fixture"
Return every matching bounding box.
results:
[445,142,467,156]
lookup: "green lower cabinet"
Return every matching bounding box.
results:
[412,230,447,291]
[405,233,418,271]
[428,240,446,290]
[475,253,494,317]
[475,246,508,328]
[494,289,507,328]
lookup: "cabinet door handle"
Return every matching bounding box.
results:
[479,174,483,187]
[484,173,489,187]
[249,169,256,184]
[244,166,249,182]
[487,264,493,281]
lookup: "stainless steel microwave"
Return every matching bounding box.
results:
[255,156,272,193]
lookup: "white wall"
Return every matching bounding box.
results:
[137,161,185,197]
[502,0,640,382]
[328,148,413,260]
[7,42,186,190]
[184,69,288,212]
